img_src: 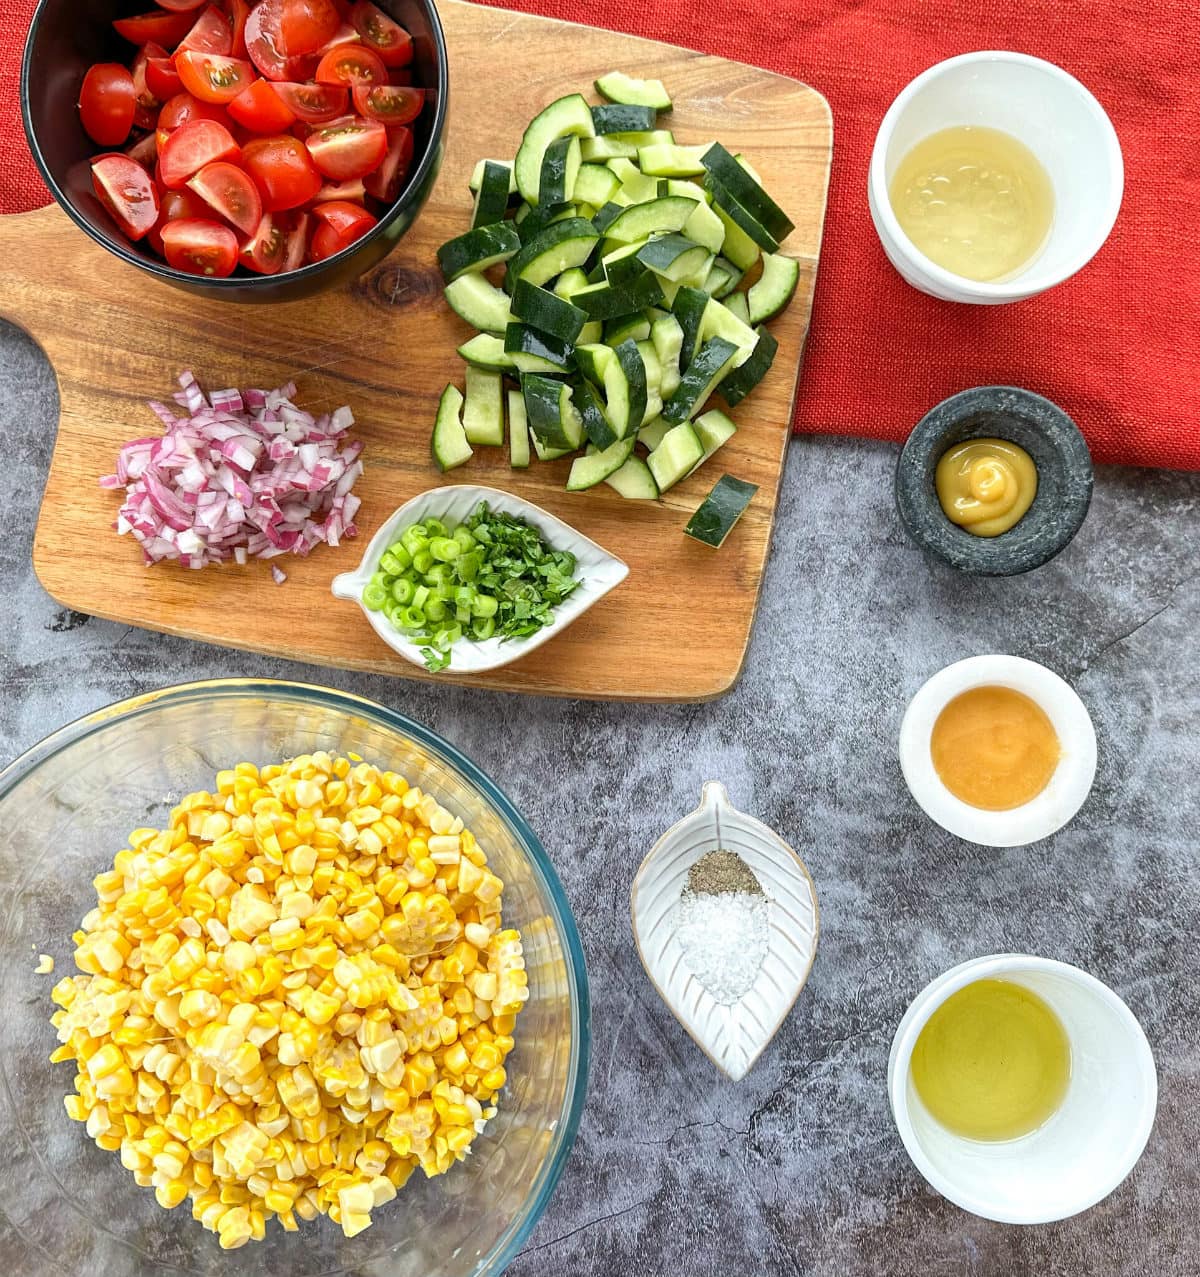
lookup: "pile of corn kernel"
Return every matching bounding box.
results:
[48,753,528,1249]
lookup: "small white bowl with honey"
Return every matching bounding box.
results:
[899,654,1096,847]
[869,51,1123,303]
[889,955,1157,1224]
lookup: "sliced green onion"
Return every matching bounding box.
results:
[430,536,461,562]
[412,549,435,574]
[363,580,388,611]
[398,605,425,629]
[390,578,415,605]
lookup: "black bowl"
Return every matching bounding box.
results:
[895,386,1094,576]
[21,0,448,302]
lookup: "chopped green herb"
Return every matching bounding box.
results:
[364,502,581,670]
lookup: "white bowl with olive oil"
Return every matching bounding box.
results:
[888,955,1157,1224]
[868,52,1123,303]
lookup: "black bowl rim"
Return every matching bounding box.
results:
[20,0,449,290]
[895,385,1095,577]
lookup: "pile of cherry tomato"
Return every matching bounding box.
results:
[79,1,426,277]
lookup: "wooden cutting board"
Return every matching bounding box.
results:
[0,0,831,702]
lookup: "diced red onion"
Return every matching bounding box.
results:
[101,372,363,575]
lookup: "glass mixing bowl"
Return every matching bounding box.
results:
[0,680,589,1277]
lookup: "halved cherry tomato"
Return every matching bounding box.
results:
[91,153,160,240]
[304,115,387,180]
[176,51,257,104]
[281,211,311,271]
[350,1,413,68]
[145,51,185,101]
[238,211,286,274]
[161,217,239,276]
[245,0,318,82]
[147,186,209,253]
[242,134,322,210]
[363,124,412,201]
[271,81,348,123]
[130,45,163,129]
[310,200,377,259]
[187,160,263,235]
[315,42,386,90]
[79,64,136,147]
[113,10,197,48]
[156,0,207,10]
[313,177,366,204]
[174,6,232,60]
[278,0,342,56]
[228,0,252,58]
[227,78,296,133]
[157,91,229,137]
[158,118,241,188]
[352,83,423,127]
[317,22,363,55]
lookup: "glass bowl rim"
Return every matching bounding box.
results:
[0,676,591,1277]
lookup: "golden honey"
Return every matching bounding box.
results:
[936,438,1038,537]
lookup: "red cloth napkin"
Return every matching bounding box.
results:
[5,2,1199,470]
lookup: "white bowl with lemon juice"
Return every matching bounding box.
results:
[888,954,1157,1224]
[869,52,1123,303]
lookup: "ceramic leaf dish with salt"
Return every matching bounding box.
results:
[631,782,820,1081]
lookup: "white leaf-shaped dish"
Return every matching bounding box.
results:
[631,781,820,1081]
[331,485,629,674]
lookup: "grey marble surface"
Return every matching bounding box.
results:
[2,318,1199,1276]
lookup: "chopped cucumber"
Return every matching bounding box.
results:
[691,407,737,471]
[581,130,673,162]
[748,252,801,324]
[462,367,504,446]
[592,104,657,134]
[698,296,759,367]
[723,291,751,325]
[602,239,650,285]
[515,93,595,206]
[647,421,704,492]
[604,314,651,346]
[539,135,582,207]
[594,71,673,111]
[505,322,576,371]
[531,433,574,462]
[431,384,472,471]
[671,285,710,371]
[605,454,659,498]
[637,144,708,177]
[511,278,587,343]
[523,375,584,450]
[436,222,521,281]
[444,273,514,334]
[684,474,758,547]
[707,176,780,252]
[468,158,516,194]
[701,142,794,241]
[567,436,635,490]
[662,335,738,422]
[471,159,513,228]
[637,339,664,424]
[637,233,709,282]
[506,217,599,289]
[575,378,617,449]
[554,267,590,299]
[715,202,760,271]
[457,333,516,372]
[573,162,620,208]
[507,388,530,468]
[638,416,671,451]
[651,313,684,397]
[604,195,699,244]
[572,273,664,320]
[718,325,777,407]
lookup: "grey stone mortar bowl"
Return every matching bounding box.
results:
[895,386,1094,576]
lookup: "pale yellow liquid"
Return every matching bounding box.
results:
[889,126,1055,282]
[911,978,1071,1141]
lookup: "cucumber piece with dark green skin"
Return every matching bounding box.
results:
[539,135,582,207]
[511,279,587,343]
[748,252,801,324]
[723,291,751,325]
[609,338,648,439]
[717,325,778,407]
[573,163,620,208]
[462,367,505,446]
[574,342,613,386]
[515,200,573,245]
[507,388,530,468]
[504,322,576,371]
[566,436,636,490]
[661,335,738,423]
[591,104,657,134]
[505,217,599,291]
[706,176,780,252]
[471,159,514,229]
[431,384,472,471]
[637,143,708,177]
[684,474,758,547]
[604,453,660,499]
[554,267,590,299]
[604,196,699,244]
[637,234,710,283]
[671,285,711,372]
[592,202,625,235]
[515,93,596,206]
[444,274,513,334]
[647,422,704,492]
[522,375,584,450]
[580,130,673,162]
[689,407,737,474]
[602,241,649,286]
[608,158,659,203]
[469,159,517,195]
[457,333,516,372]
[436,222,521,281]
[698,296,759,367]
[604,314,651,346]
[594,71,673,111]
[574,378,617,449]
[638,416,671,452]
[700,142,795,241]
[571,273,664,321]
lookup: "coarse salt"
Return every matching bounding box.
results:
[675,888,769,1005]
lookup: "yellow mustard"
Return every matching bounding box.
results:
[935,438,1038,537]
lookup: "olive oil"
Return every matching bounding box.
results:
[911,978,1070,1141]
[889,126,1055,282]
